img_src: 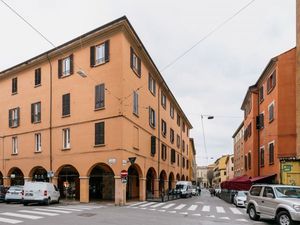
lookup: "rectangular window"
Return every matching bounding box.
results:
[177,113,181,127]
[90,40,110,66]
[186,160,189,169]
[182,157,185,168]
[244,155,247,171]
[269,142,274,165]
[133,91,139,115]
[256,113,264,130]
[9,107,20,128]
[31,102,41,123]
[161,92,166,109]
[12,136,18,154]
[35,68,41,86]
[12,77,18,94]
[170,104,174,119]
[267,70,276,93]
[161,119,167,137]
[130,47,141,77]
[62,128,70,149]
[58,55,73,78]
[95,122,105,145]
[148,74,156,96]
[161,144,167,161]
[176,135,180,148]
[259,86,264,102]
[62,93,70,116]
[95,84,105,109]
[149,107,156,128]
[177,154,180,166]
[182,140,185,152]
[269,102,274,122]
[171,149,176,163]
[260,147,265,167]
[170,128,174,144]
[35,133,42,152]
[182,123,186,132]
[248,153,251,170]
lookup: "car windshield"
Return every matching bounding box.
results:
[274,187,300,198]
[237,191,246,197]
[176,185,185,190]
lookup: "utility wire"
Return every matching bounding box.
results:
[160,0,256,72]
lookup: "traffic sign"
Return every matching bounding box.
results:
[120,170,128,178]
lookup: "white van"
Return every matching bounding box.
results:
[23,182,60,205]
[175,181,192,198]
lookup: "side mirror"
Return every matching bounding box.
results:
[266,193,274,198]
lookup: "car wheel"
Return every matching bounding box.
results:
[277,211,294,225]
[248,205,260,221]
[57,197,60,204]
[45,198,50,206]
[23,202,28,206]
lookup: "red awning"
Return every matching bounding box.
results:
[250,174,277,183]
[221,175,252,191]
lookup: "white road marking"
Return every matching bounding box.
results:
[48,207,82,211]
[33,208,72,214]
[139,202,156,207]
[162,203,175,209]
[158,210,166,212]
[230,207,243,215]
[236,218,248,222]
[174,204,186,210]
[168,211,176,214]
[195,202,204,204]
[192,214,201,216]
[149,209,156,211]
[202,205,210,212]
[129,201,146,207]
[216,206,225,213]
[188,205,198,211]
[19,210,58,216]
[206,215,215,218]
[0,217,22,224]
[219,217,230,220]
[151,203,166,208]
[1,212,43,220]
[180,212,188,215]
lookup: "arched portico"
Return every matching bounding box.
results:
[57,165,80,200]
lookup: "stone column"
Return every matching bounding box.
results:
[154,179,160,198]
[139,178,146,201]
[3,177,10,187]
[114,176,126,206]
[79,177,89,203]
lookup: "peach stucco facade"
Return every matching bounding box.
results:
[0,17,193,204]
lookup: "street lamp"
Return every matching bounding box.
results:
[200,115,214,165]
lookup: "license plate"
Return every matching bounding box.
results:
[25,193,33,196]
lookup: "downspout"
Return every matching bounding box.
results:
[257,92,260,177]
[46,54,53,175]
[157,86,161,189]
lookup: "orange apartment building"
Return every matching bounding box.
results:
[0,17,193,205]
[241,48,299,184]
[232,122,244,177]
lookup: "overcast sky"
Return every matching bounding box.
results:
[0,0,296,166]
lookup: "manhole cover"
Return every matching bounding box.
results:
[78,213,96,217]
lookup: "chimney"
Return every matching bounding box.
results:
[296,0,300,157]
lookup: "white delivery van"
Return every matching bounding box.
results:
[175,181,193,198]
[23,182,60,205]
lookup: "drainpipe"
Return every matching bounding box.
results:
[46,54,53,175]
[257,92,260,177]
[157,86,161,188]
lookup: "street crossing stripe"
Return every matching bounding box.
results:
[162,203,175,209]
[47,207,82,211]
[206,215,215,218]
[34,208,72,214]
[192,214,201,216]
[219,217,230,220]
[150,203,166,208]
[168,211,176,213]
[236,219,248,222]
[174,204,186,210]
[188,205,198,211]
[230,207,243,215]
[1,212,43,220]
[216,206,225,213]
[18,210,58,216]
[129,201,146,207]
[202,205,210,212]
[0,217,22,224]
[158,210,165,212]
[139,202,156,207]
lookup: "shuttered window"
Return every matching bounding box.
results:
[31,102,41,123]
[149,107,156,128]
[62,94,70,116]
[12,136,18,154]
[260,147,265,167]
[161,144,167,161]
[12,77,18,94]
[35,68,41,86]
[130,47,141,77]
[269,103,274,122]
[133,91,139,115]
[170,128,174,144]
[90,40,110,67]
[161,92,166,109]
[161,119,167,137]
[148,74,156,95]
[170,104,174,119]
[248,153,251,170]
[95,122,105,145]
[95,84,105,109]
[269,142,274,165]
[176,135,180,148]
[171,149,176,163]
[267,70,276,93]
[62,128,70,149]
[35,133,42,152]
[9,107,20,128]
[58,55,73,78]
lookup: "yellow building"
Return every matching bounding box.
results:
[213,155,229,187]
[189,138,197,183]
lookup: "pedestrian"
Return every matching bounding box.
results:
[198,187,201,196]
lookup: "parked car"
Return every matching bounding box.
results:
[191,185,197,196]
[246,184,300,225]
[233,191,247,207]
[215,188,221,197]
[175,181,192,198]
[5,185,23,203]
[0,185,8,202]
[23,182,60,206]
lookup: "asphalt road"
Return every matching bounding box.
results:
[0,190,277,225]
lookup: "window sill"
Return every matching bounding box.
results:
[162,105,166,110]
[269,163,274,166]
[94,144,105,148]
[259,98,264,104]
[10,125,19,129]
[34,150,42,154]
[149,124,156,129]
[162,134,166,138]
[269,118,274,124]
[133,112,139,118]
[34,84,41,88]
[62,148,71,151]
[62,114,71,118]
[32,121,41,124]
[94,107,105,111]
[60,74,72,79]
[267,86,275,95]
[92,61,108,68]
[11,92,18,96]
[11,153,18,156]
[149,91,156,97]
[131,68,141,78]
[133,147,139,151]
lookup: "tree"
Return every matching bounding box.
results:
[207,169,214,187]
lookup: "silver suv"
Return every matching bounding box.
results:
[247,184,300,225]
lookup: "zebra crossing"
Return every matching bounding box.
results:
[127,201,249,222]
[0,204,105,224]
